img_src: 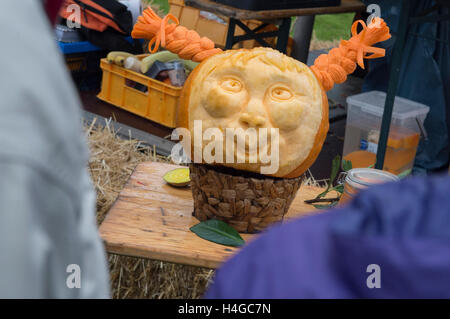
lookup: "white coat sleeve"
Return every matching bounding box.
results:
[0,0,109,298]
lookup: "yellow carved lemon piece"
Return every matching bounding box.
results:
[163,168,191,187]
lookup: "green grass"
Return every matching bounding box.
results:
[312,13,354,41]
[142,0,353,42]
[144,0,170,14]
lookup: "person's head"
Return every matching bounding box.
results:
[42,0,64,25]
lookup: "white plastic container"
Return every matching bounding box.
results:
[343,91,430,176]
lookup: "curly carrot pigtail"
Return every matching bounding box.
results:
[311,17,391,91]
[131,7,222,62]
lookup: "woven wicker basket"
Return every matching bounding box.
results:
[189,163,302,233]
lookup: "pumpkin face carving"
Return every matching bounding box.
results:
[134,8,390,178]
[178,48,329,178]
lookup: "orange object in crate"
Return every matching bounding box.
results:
[97,54,182,128]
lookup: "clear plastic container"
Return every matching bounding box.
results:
[343,91,430,176]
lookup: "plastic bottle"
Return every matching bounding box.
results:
[124,57,142,73]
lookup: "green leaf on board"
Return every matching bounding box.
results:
[314,155,343,200]
[397,168,412,179]
[342,159,352,172]
[315,188,329,199]
[330,155,341,186]
[313,202,338,209]
[190,219,245,247]
[331,184,344,194]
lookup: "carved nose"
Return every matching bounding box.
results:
[239,112,266,127]
[240,99,267,127]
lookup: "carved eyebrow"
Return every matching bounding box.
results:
[205,65,218,77]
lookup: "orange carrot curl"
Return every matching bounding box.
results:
[311,17,391,91]
[131,7,222,62]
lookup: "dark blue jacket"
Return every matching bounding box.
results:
[205,175,450,298]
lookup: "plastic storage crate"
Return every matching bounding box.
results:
[97,54,182,128]
[343,91,430,176]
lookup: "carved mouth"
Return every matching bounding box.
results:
[229,139,272,162]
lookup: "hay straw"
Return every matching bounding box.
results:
[86,118,213,298]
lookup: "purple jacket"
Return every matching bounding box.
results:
[205,174,450,298]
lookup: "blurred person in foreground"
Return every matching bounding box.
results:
[205,173,450,298]
[0,0,109,298]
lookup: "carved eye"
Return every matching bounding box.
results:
[270,86,293,101]
[220,78,243,93]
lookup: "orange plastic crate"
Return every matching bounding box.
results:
[97,54,182,128]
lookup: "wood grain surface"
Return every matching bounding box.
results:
[99,162,330,269]
[184,0,365,20]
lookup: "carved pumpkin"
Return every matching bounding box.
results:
[178,47,328,178]
[132,9,391,178]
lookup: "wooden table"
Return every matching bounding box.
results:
[99,161,328,269]
[185,0,365,53]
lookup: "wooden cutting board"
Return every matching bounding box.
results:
[99,161,328,269]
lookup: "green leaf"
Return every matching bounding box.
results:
[313,202,338,209]
[342,159,352,172]
[331,184,344,194]
[330,155,341,186]
[397,168,412,179]
[314,155,342,200]
[190,219,245,247]
[315,189,329,199]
